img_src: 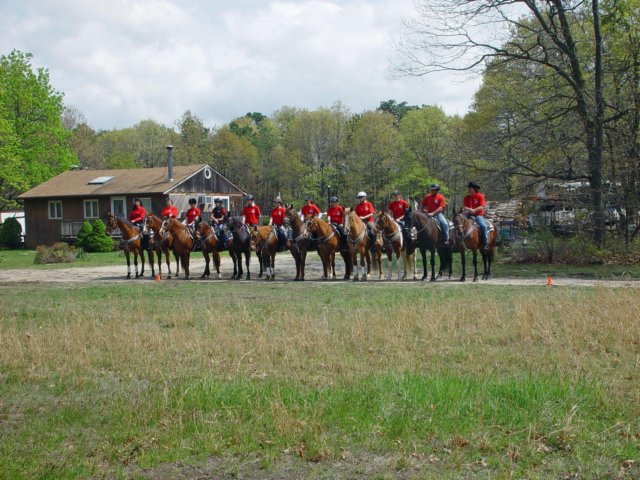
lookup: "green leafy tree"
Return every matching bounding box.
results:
[85,219,114,252]
[0,50,75,209]
[75,221,93,250]
[0,217,23,249]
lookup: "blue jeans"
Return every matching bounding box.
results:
[434,213,449,242]
[472,216,488,246]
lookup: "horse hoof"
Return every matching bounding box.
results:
[360,276,367,282]
[217,274,222,279]
[269,276,275,282]
[258,273,263,278]
[473,277,478,283]
[459,277,465,282]
[430,277,436,282]
[126,274,131,279]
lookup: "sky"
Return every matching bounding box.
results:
[0,0,481,131]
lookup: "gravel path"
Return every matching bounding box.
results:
[1,252,639,287]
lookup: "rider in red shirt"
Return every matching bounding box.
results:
[300,196,322,218]
[463,181,488,251]
[327,196,345,226]
[185,198,201,226]
[269,196,288,249]
[128,198,146,231]
[354,191,375,226]
[388,191,409,222]
[162,197,179,219]
[421,183,449,246]
[242,195,261,226]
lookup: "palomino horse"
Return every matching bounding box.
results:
[404,208,452,282]
[249,226,282,281]
[452,213,497,282]
[222,215,262,280]
[194,221,225,279]
[105,212,147,279]
[375,210,417,281]
[343,209,381,281]
[145,213,179,279]
[284,205,316,281]
[159,218,194,280]
[305,215,351,280]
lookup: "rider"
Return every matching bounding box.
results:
[161,197,178,219]
[210,198,227,244]
[388,191,409,224]
[242,195,261,227]
[327,195,346,247]
[128,198,146,232]
[269,196,288,250]
[463,181,488,252]
[300,195,322,219]
[355,191,376,242]
[421,183,450,246]
[184,198,201,234]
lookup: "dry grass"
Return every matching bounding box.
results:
[1,283,639,479]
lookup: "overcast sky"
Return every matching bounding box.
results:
[1,0,481,131]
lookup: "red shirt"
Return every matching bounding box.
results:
[388,199,409,220]
[327,205,345,225]
[355,201,375,221]
[463,192,485,216]
[301,203,321,217]
[421,193,446,214]
[162,205,178,218]
[186,207,201,223]
[129,205,146,223]
[243,204,261,225]
[212,206,227,220]
[270,206,286,225]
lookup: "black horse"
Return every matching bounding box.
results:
[222,214,263,280]
[403,208,452,281]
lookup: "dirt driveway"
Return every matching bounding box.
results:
[1,252,638,288]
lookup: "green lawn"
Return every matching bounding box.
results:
[0,249,125,270]
[1,282,638,479]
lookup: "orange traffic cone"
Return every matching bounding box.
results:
[155,274,161,282]
[546,275,553,286]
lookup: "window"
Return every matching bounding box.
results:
[83,199,99,219]
[139,197,152,213]
[110,197,126,218]
[48,201,63,219]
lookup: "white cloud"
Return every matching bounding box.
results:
[0,0,480,130]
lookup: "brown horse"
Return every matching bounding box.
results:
[195,221,225,279]
[403,208,452,282]
[375,210,416,281]
[452,213,497,282]
[145,213,179,279]
[284,205,315,281]
[344,209,381,281]
[222,215,261,280]
[305,215,351,280]
[105,212,146,279]
[249,226,281,281]
[160,217,194,280]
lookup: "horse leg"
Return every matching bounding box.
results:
[174,252,180,278]
[257,251,263,278]
[270,250,276,281]
[300,250,307,281]
[139,248,145,277]
[245,250,251,280]
[214,252,222,279]
[201,251,210,279]
[134,252,140,279]
[420,247,428,281]
[472,250,479,282]
[398,250,404,281]
[486,249,493,280]
[460,252,466,282]
[125,251,131,279]
[330,250,336,280]
[361,250,369,282]
[430,249,437,282]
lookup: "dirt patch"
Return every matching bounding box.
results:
[1,252,639,287]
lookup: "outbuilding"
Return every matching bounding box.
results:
[18,163,246,248]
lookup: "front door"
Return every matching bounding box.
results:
[111,196,127,218]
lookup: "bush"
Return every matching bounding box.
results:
[34,242,78,264]
[79,219,114,252]
[0,217,23,249]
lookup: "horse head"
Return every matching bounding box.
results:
[453,213,469,238]
[104,212,118,235]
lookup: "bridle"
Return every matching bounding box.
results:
[305,217,335,244]
[377,213,402,245]
[345,213,366,244]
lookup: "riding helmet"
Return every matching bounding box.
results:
[245,194,254,201]
[304,195,312,201]
[214,198,222,203]
[430,183,440,191]
[467,182,480,191]
[329,196,338,203]
[273,196,283,203]
[391,191,400,196]
[356,191,367,198]
[189,198,197,205]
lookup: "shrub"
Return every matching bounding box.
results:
[34,242,78,264]
[75,221,93,250]
[0,217,23,249]
[83,219,115,253]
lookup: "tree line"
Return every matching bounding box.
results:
[2,0,639,245]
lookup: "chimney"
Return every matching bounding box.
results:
[166,145,174,182]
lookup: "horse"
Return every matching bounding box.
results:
[145,213,179,279]
[403,208,453,282]
[249,225,282,281]
[194,221,225,279]
[452,213,497,282]
[305,215,351,280]
[222,215,262,280]
[284,205,316,281]
[105,212,147,279]
[375,210,417,281]
[343,209,382,281]
[159,217,194,280]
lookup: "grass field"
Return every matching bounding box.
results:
[0,282,638,479]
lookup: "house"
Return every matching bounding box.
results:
[18,164,246,248]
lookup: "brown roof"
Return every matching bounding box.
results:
[18,164,242,199]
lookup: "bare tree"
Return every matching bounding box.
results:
[395,0,607,245]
